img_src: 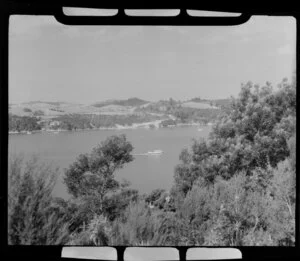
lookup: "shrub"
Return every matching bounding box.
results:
[8,155,71,245]
[33,110,45,116]
[23,108,32,112]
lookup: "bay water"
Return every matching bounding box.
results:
[9,126,211,199]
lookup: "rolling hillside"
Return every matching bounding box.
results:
[9,101,137,117]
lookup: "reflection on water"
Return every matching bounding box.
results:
[9,126,211,199]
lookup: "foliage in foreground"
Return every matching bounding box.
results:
[8,78,296,246]
[8,156,70,244]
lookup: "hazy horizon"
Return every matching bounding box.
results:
[8,96,234,106]
[9,15,296,104]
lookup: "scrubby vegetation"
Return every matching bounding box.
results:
[8,156,70,244]
[8,78,296,246]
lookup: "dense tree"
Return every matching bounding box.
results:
[64,135,134,211]
[173,80,296,194]
[169,78,296,246]
[160,119,177,127]
[23,108,32,113]
[58,135,137,245]
[9,114,41,132]
[60,134,136,245]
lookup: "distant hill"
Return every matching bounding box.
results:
[92,98,149,108]
[9,97,232,119]
[22,101,74,106]
[9,102,98,117]
[9,99,144,117]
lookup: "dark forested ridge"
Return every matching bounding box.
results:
[8,79,296,246]
[92,97,149,108]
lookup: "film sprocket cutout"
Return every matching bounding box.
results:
[1,2,299,261]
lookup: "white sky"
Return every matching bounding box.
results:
[9,15,296,104]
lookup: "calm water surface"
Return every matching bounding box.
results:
[9,126,212,199]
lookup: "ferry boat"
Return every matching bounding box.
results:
[133,149,163,156]
[147,150,163,155]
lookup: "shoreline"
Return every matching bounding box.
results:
[9,122,214,135]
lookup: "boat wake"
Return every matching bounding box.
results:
[133,149,163,156]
